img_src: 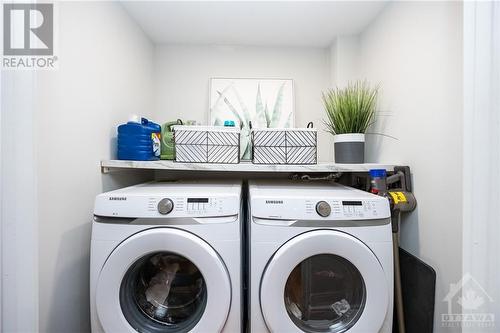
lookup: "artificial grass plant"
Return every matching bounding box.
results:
[322,80,379,135]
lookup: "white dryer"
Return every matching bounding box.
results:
[90,180,242,333]
[248,180,393,333]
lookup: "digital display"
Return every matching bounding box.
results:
[342,200,363,206]
[187,198,209,203]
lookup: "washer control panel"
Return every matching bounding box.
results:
[96,195,239,218]
[94,181,241,218]
[185,197,220,214]
[148,196,233,217]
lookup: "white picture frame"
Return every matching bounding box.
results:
[209,78,295,159]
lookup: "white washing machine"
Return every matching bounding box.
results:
[90,180,242,333]
[248,180,394,333]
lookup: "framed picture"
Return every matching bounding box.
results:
[210,78,295,160]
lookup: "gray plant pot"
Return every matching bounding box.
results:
[333,133,365,164]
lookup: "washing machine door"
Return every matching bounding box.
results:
[260,229,389,333]
[96,228,231,333]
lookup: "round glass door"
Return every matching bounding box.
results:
[95,228,231,333]
[259,230,389,333]
[120,252,207,333]
[284,254,366,333]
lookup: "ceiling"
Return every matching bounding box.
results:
[121,1,388,48]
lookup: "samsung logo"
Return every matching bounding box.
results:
[265,200,283,204]
[109,197,127,201]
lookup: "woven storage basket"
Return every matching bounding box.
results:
[173,125,240,164]
[251,124,317,164]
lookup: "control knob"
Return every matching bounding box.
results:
[157,198,174,215]
[316,201,331,217]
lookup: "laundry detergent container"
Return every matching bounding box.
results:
[117,118,161,160]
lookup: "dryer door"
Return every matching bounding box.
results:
[260,230,389,333]
[96,228,231,333]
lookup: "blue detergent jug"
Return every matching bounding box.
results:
[117,117,161,161]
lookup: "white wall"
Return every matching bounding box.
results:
[35,3,154,332]
[357,2,463,331]
[463,3,500,331]
[1,72,39,332]
[329,35,361,88]
[153,44,332,161]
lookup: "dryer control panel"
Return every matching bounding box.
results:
[252,197,389,220]
[249,181,391,221]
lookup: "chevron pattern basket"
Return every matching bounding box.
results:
[251,128,317,164]
[173,126,240,164]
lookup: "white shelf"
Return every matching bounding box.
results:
[101,160,397,174]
